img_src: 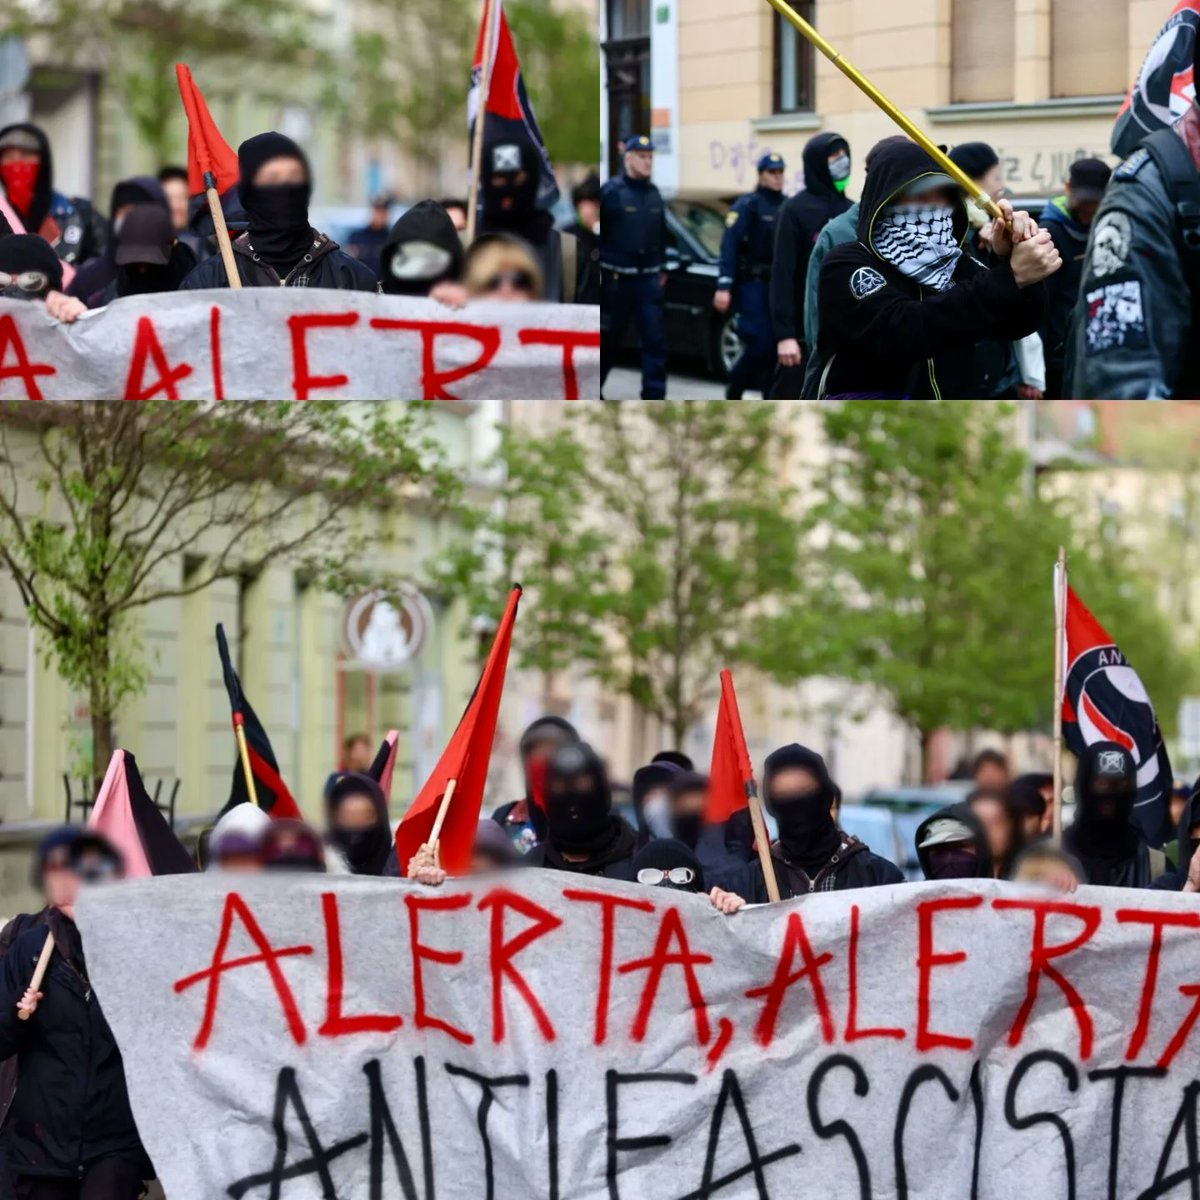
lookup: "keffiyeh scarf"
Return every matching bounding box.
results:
[873,203,961,292]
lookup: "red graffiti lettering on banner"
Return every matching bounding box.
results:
[289,312,359,399]
[405,892,475,1046]
[1116,908,1200,1062]
[124,316,193,400]
[845,904,906,1043]
[745,909,834,1048]
[369,318,501,400]
[318,893,403,1038]
[619,906,713,1046]
[0,314,55,400]
[517,328,600,400]
[916,893,983,1053]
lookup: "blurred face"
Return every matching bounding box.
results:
[1091,774,1131,819]
[769,765,822,802]
[906,187,954,208]
[73,848,122,886]
[345,738,372,773]
[481,267,536,301]
[218,852,262,873]
[669,787,706,822]
[161,176,190,231]
[0,147,38,167]
[760,168,785,192]
[973,760,1009,793]
[491,171,528,211]
[977,164,1004,203]
[1019,810,1043,842]
[1071,197,1100,227]
[42,847,76,908]
[1171,793,1188,830]
[577,198,600,228]
[969,797,1012,864]
[469,849,508,876]
[624,150,653,180]
[253,156,307,187]
[444,204,468,232]
[334,793,378,831]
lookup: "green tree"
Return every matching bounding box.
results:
[434,402,823,743]
[813,401,1193,776]
[0,403,458,778]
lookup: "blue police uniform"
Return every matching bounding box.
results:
[600,134,668,399]
[718,151,786,398]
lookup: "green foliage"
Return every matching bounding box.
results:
[433,402,821,742]
[0,403,458,776]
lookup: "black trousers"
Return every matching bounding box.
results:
[16,1157,143,1200]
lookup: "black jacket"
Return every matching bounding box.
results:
[737,833,904,902]
[807,140,1046,399]
[1151,790,1200,892]
[178,229,380,292]
[0,915,146,1178]
[525,816,639,882]
[769,132,852,344]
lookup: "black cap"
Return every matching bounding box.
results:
[115,204,174,266]
[1067,157,1112,203]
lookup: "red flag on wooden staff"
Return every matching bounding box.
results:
[175,64,238,199]
[367,729,400,802]
[396,585,522,875]
[706,668,755,824]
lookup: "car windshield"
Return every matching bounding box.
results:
[669,200,727,258]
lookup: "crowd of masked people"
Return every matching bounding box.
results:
[2,719,1198,1198]
[0,121,601,327]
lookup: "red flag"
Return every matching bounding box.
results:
[396,586,521,875]
[368,729,400,802]
[88,750,195,877]
[706,669,755,824]
[1059,575,1173,845]
[176,64,239,197]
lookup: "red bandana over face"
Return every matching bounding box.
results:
[0,160,40,218]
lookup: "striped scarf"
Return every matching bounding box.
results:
[873,202,961,292]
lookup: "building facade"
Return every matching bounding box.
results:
[603,0,1168,195]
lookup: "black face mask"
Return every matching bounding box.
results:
[771,788,839,866]
[927,848,979,880]
[547,784,609,849]
[242,181,313,268]
[117,264,171,296]
[670,810,704,850]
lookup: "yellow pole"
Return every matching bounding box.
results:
[763,0,1004,221]
[233,714,259,807]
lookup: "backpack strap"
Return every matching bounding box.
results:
[1143,128,1200,271]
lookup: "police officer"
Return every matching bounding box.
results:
[600,134,668,399]
[1068,36,1200,399]
[714,151,786,399]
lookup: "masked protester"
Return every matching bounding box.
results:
[0,233,62,302]
[0,832,151,1200]
[915,804,993,880]
[0,123,103,270]
[206,802,270,873]
[1006,779,1049,843]
[492,715,579,854]
[380,200,464,299]
[769,131,853,396]
[633,839,749,914]
[260,820,327,874]
[965,787,1023,878]
[325,773,393,876]
[741,744,903,901]
[807,139,1060,399]
[527,742,638,880]
[667,771,753,890]
[479,135,564,300]
[1063,741,1169,888]
[180,132,379,292]
[88,204,195,307]
[631,759,684,847]
[1151,779,1200,892]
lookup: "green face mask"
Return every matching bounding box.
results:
[834,177,849,194]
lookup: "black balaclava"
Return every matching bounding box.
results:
[1070,741,1140,861]
[238,132,314,271]
[632,838,705,894]
[652,750,694,771]
[545,741,613,854]
[326,772,392,876]
[763,743,841,871]
[380,200,464,296]
[667,771,709,850]
[481,135,552,243]
[0,233,62,299]
[0,123,53,230]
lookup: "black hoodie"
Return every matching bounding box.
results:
[1150,787,1200,892]
[915,803,993,880]
[379,201,464,297]
[769,132,852,348]
[1064,741,1163,888]
[807,138,1046,399]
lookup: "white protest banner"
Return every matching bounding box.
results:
[75,874,1200,1199]
[0,291,599,401]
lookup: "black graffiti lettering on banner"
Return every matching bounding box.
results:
[1089,1066,1169,1200]
[364,1057,430,1200]
[806,1054,872,1200]
[547,1068,561,1200]
[968,1060,984,1199]
[605,1071,698,1199]
[226,1066,368,1199]
[1004,1051,1080,1200]
[1138,1080,1200,1200]
[674,1069,802,1200]
[444,1064,531,1200]
[894,1064,960,1200]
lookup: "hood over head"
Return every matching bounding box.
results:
[545,741,615,852]
[915,803,993,879]
[855,138,969,251]
[762,743,841,867]
[1066,740,1143,865]
[380,200,464,296]
[802,131,851,197]
[481,135,551,240]
[0,122,53,230]
[110,175,168,221]
[238,131,313,266]
[632,759,684,843]
[519,715,579,759]
[325,771,393,876]
[632,837,705,893]
[0,233,62,297]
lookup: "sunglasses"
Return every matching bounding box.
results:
[0,270,50,293]
[484,270,535,294]
[637,866,696,887]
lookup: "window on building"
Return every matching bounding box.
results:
[1052,0,1126,97]
[607,0,650,41]
[951,0,1015,103]
[774,6,816,113]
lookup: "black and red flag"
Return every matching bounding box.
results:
[1060,580,1173,845]
[88,750,195,876]
[216,623,302,820]
[469,0,560,210]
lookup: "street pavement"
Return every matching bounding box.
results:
[602,366,765,400]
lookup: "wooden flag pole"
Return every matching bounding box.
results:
[466,0,497,243]
[232,713,259,807]
[204,170,242,290]
[18,932,55,1021]
[428,778,460,869]
[1052,545,1068,844]
[746,781,782,903]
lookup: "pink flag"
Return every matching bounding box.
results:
[89,751,152,878]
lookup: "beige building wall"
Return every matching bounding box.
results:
[676,0,1165,197]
